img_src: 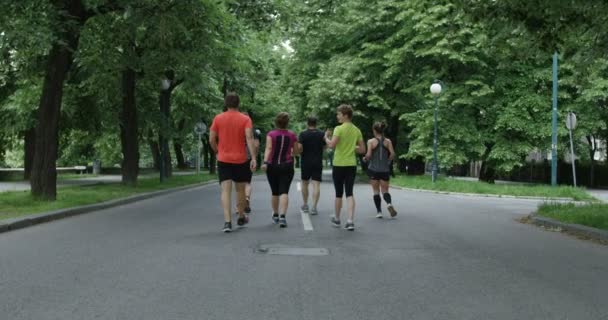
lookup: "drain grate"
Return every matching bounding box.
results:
[257,246,329,256]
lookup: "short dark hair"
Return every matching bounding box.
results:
[224,92,240,109]
[275,112,290,129]
[337,104,353,119]
[307,116,318,127]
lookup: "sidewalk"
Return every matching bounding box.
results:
[0,171,197,193]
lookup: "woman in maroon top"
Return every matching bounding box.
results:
[261,112,300,228]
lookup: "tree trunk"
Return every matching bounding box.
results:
[174,119,187,169]
[30,0,87,200]
[120,67,139,186]
[203,133,210,169]
[159,90,172,179]
[149,142,161,171]
[174,142,186,169]
[478,143,496,184]
[24,127,36,181]
[30,43,73,199]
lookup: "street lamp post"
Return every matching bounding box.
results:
[159,78,171,182]
[430,82,443,183]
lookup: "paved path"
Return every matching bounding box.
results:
[1,177,607,319]
[0,172,196,193]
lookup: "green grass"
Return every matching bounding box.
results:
[391,175,594,201]
[537,203,608,231]
[0,173,215,221]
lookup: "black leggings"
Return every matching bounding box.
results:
[332,166,356,198]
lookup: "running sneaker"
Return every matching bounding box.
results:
[310,207,318,215]
[331,217,341,228]
[244,199,251,214]
[344,222,355,231]
[300,204,310,214]
[375,212,383,219]
[387,204,397,218]
[237,215,249,226]
[222,222,232,233]
[279,215,287,228]
[272,213,280,224]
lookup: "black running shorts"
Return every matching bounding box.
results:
[367,169,390,181]
[301,164,322,182]
[218,161,251,183]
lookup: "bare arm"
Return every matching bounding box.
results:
[364,139,374,161]
[209,130,218,153]
[356,138,366,155]
[386,138,396,161]
[245,128,257,170]
[324,129,340,148]
[261,135,272,171]
[292,141,301,156]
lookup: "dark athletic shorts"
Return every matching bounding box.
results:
[267,163,295,196]
[218,161,251,183]
[367,169,390,181]
[301,164,322,182]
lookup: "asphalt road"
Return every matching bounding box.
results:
[1,177,607,320]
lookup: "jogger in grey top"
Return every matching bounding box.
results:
[363,121,398,218]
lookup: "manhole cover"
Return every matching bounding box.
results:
[257,247,329,256]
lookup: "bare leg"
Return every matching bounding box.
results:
[301,179,309,205]
[346,196,355,221]
[245,183,252,200]
[235,182,246,218]
[335,197,343,219]
[271,195,279,214]
[279,194,289,215]
[221,180,233,222]
[311,180,321,209]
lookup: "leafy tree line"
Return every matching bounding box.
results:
[2,0,608,202]
[280,0,608,185]
[0,0,291,200]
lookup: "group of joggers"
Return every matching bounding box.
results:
[209,93,397,233]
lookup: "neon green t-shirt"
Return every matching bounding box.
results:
[332,122,363,166]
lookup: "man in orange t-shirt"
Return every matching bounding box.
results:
[209,93,257,233]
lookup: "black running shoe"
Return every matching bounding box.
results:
[272,213,279,224]
[237,215,249,226]
[279,216,287,228]
[331,217,341,228]
[222,222,232,233]
[344,222,355,231]
[244,199,251,213]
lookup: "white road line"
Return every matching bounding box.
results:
[301,210,314,231]
[296,182,312,230]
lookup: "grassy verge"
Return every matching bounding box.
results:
[391,175,594,201]
[0,173,215,221]
[537,203,608,231]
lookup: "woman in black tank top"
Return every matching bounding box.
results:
[363,121,398,219]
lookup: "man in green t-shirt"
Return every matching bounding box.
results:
[324,104,366,231]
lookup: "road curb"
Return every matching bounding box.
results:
[529,213,608,242]
[0,180,217,234]
[389,185,590,203]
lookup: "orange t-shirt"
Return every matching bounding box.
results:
[210,110,252,164]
